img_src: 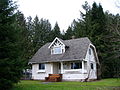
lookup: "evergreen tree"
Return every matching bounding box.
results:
[14,11,33,65]
[71,2,120,78]
[32,16,52,53]
[72,1,92,38]
[71,2,110,79]
[104,13,120,78]
[0,0,25,89]
[90,2,108,79]
[51,22,62,39]
[64,26,74,40]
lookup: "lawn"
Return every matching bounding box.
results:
[12,78,120,90]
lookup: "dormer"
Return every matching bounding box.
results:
[48,37,65,54]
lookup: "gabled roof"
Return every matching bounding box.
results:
[29,37,92,63]
[48,37,65,48]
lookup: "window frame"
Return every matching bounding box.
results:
[39,63,45,70]
[91,63,94,69]
[89,48,91,55]
[71,61,82,69]
[53,47,62,54]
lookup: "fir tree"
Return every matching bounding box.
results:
[51,22,62,39]
[0,0,25,89]
[32,17,52,53]
[64,26,74,40]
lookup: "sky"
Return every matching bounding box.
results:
[14,0,120,31]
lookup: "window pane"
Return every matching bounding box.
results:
[89,49,91,55]
[59,63,61,69]
[41,64,45,69]
[71,62,82,69]
[74,63,79,69]
[39,63,45,70]
[63,63,68,69]
[71,63,74,69]
[91,63,93,69]
[54,47,61,54]
[80,62,82,68]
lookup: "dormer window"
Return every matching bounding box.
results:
[49,37,66,55]
[53,47,62,54]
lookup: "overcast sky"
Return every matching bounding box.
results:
[14,0,120,31]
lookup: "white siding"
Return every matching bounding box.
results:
[84,44,97,79]
[32,63,52,80]
[62,74,87,81]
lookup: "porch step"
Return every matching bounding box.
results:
[45,74,62,82]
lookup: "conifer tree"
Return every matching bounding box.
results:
[104,13,120,78]
[0,0,25,89]
[32,16,52,53]
[64,26,74,40]
[70,2,109,79]
[51,22,62,39]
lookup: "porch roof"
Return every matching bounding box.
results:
[29,37,91,63]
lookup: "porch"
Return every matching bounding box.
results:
[51,61,87,74]
[45,60,88,82]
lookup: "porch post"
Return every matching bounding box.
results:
[51,63,53,74]
[60,62,63,74]
[82,61,84,73]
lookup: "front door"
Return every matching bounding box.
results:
[53,62,60,74]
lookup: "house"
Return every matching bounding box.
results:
[29,37,99,81]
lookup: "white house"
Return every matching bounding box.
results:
[29,37,99,81]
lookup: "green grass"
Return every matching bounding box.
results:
[12,78,120,90]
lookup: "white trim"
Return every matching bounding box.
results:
[48,37,65,48]
[52,46,62,54]
[64,69,82,72]
[89,44,99,64]
[82,61,84,73]
[37,70,46,73]
[84,43,99,64]
[51,63,53,74]
[61,62,64,74]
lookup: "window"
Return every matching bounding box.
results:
[59,63,61,69]
[39,63,45,70]
[71,62,82,69]
[63,63,68,69]
[89,48,91,55]
[91,63,94,69]
[53,47,62,54]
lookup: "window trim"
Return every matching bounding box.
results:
[39,63,45,70]
[91,63,94,69]
[89,48,91,55]
[71,62,82,69]
[54,47,62,54]
[51,46,64,54]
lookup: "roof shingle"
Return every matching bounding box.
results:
[29,37,91,63]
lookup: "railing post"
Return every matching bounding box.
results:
[82,61,84,73]
[60,62,63,74]
[51,63,53,74]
